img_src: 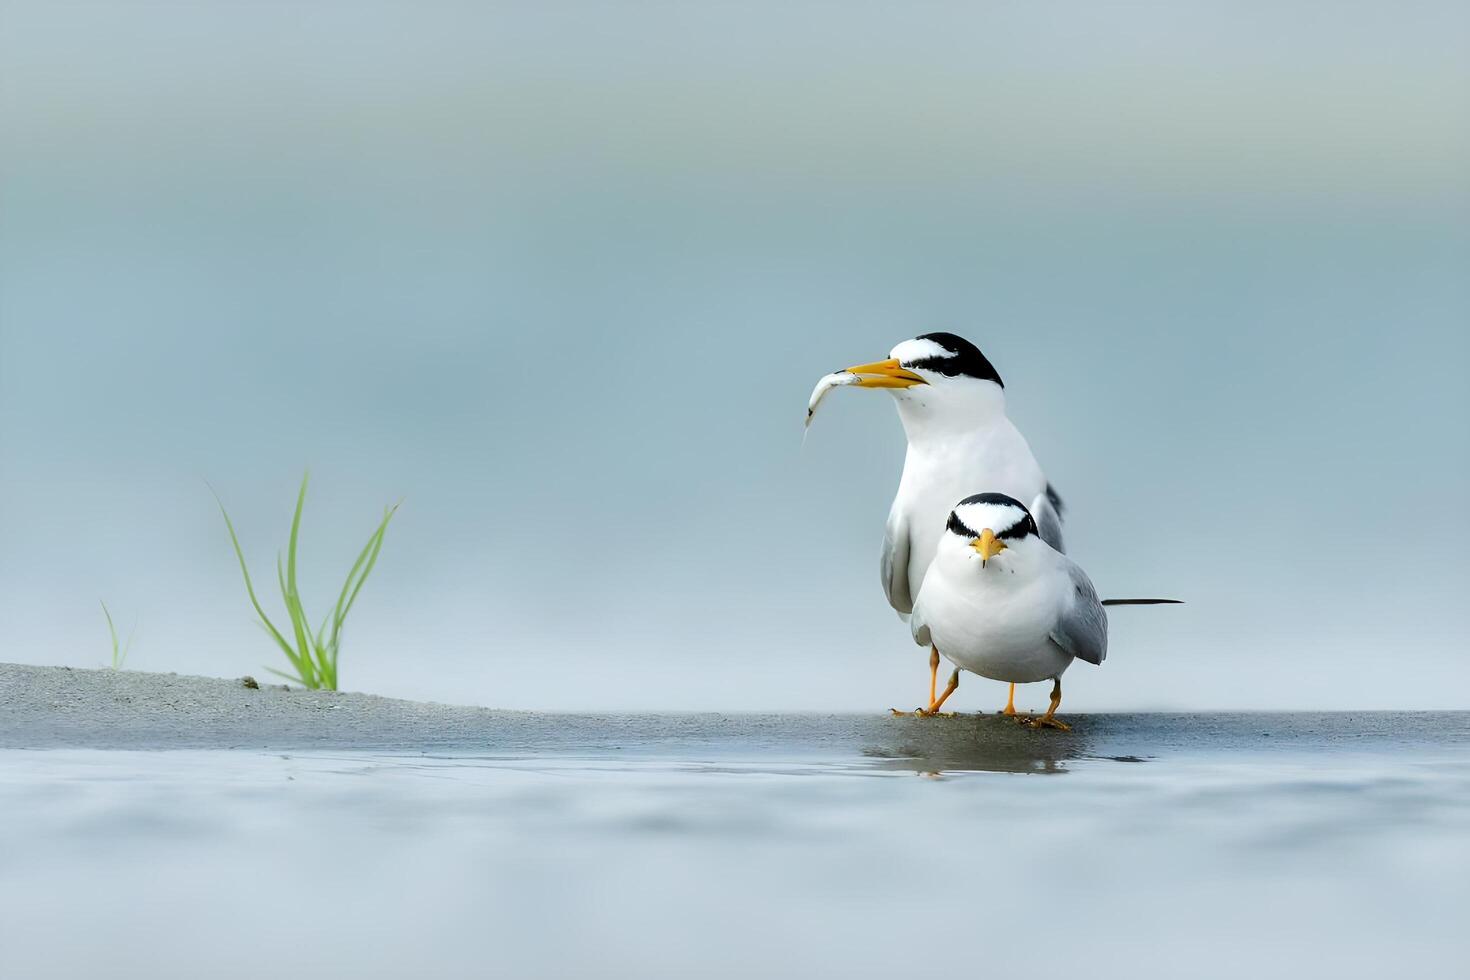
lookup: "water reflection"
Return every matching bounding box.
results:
[860,713,1091,775]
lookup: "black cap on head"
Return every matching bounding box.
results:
[910,333,1004,387]
[947,492,1037,540]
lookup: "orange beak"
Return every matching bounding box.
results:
[841,358,926,389]
[972,528,1006,565]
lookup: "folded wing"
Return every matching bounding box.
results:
[880,508,913,615]
[1030,486,1065,554]
[1049,559,1108,665]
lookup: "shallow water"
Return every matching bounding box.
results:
[3,714,1468,979]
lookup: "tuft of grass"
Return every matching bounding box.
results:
[100,601,134,670]
[212,472,398,691]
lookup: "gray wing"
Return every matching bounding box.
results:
[1031,487,1065,555]
[1049,559,1108,665]
[908,593,931,648]
[880,508,913,615]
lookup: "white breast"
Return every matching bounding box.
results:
[915,562,1073,684]
[893,423,1048,606]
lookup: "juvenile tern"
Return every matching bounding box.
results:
[910,493,1177,728]
[808,333,1064,711]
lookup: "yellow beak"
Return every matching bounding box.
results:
[972,528,1006,565]
[842,358,926,389]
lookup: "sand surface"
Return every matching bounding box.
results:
[0,661,526,750]
[5,661,1467,763]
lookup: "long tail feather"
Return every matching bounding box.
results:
[1101,598,1183,606]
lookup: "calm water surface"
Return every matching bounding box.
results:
[3,714,1468,978]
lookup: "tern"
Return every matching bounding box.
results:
[807,333,1063,713]
[910,493,1178,729]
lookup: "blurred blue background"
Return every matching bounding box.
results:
[2,1,1466,709]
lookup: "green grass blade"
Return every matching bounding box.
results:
[281,472,317,685]
[101,600,120,669]
[325,502,398,682]
[323,531,377,678]
[263,666,307,686]
[211,483,296,657]
[275,554,316,687]
[305,629,330,690]
[251,618,305,670]
[317,641,336,691]
[326,514,385,637]
[328,529,378,635]
[335,504,398,631]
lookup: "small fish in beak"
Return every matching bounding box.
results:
[805,371,861,428]
[804,359,927,429]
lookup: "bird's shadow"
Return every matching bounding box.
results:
[861,712,1093,776]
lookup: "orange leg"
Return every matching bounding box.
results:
[928,646,940,706]
[1001,683,1019,716]
[891,646,946,717]
[1023,678,1071,731]
[918,669,960,716]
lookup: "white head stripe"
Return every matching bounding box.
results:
[889,337,951,363]
[951,500,1028,536]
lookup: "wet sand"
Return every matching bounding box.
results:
[4,661,1467,770]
